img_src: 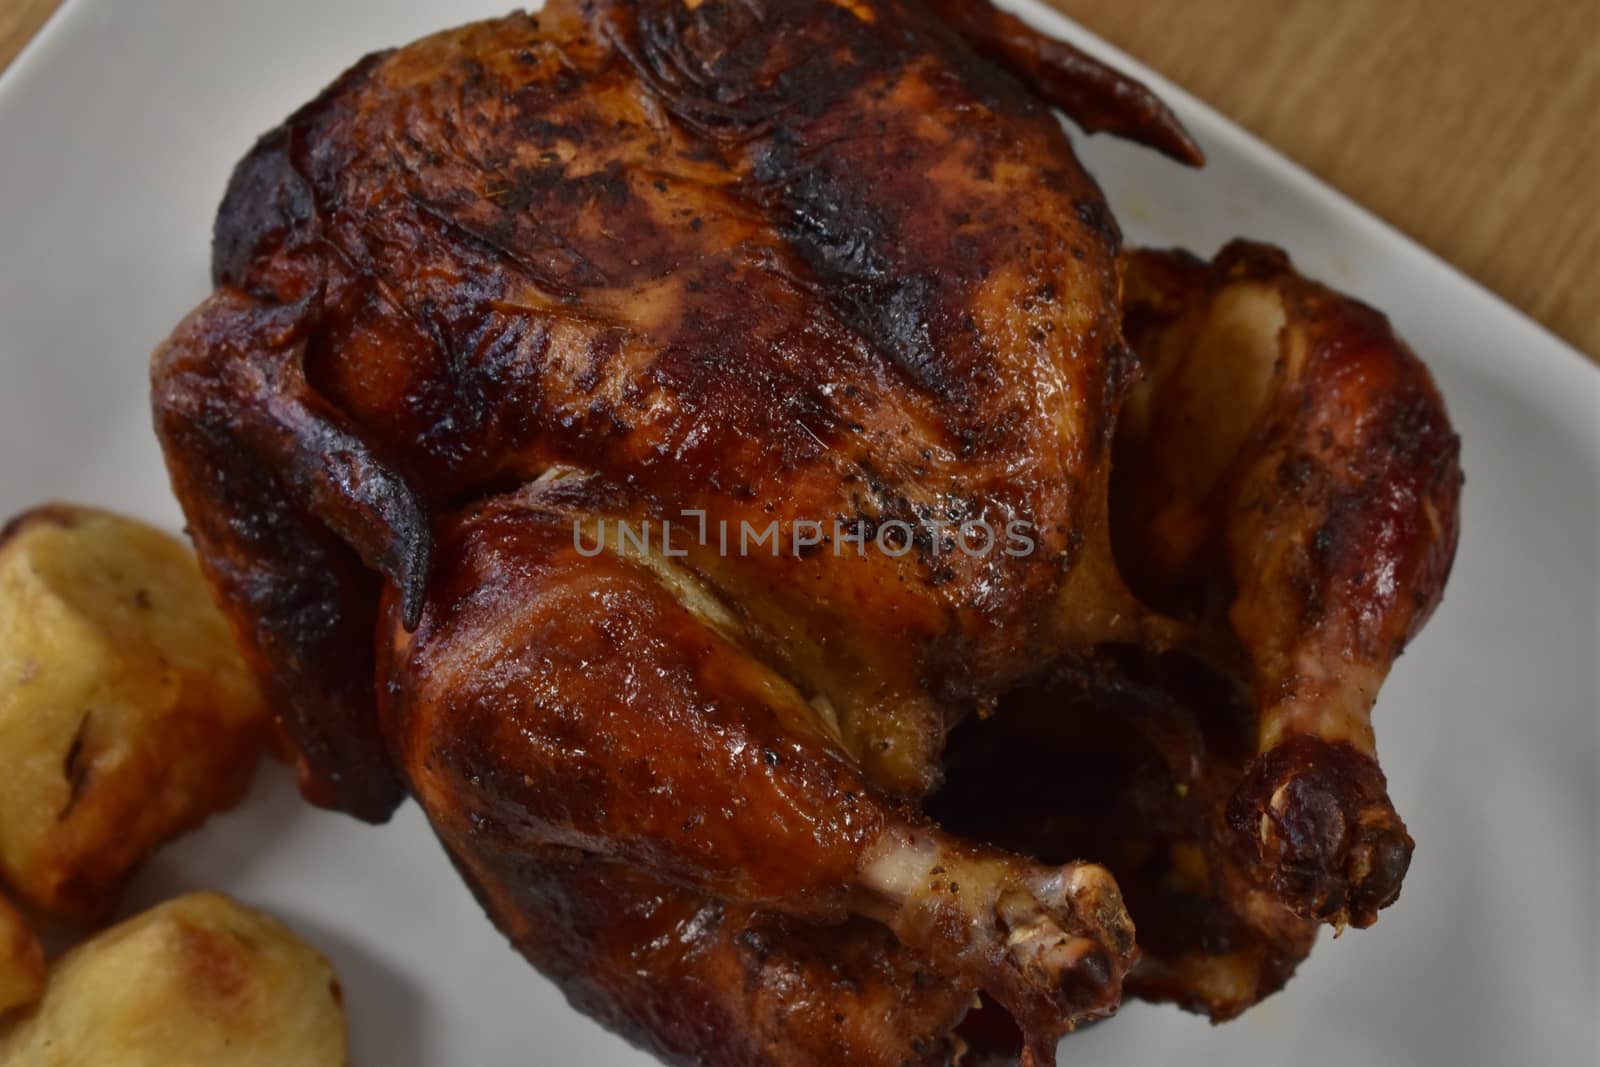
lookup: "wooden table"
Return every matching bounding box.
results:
[3,0,1595,357]
[1051,0,1599,360]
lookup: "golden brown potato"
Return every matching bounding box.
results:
[0,892,44,1019]
[0,505,271,923]
[0,891,348,1065]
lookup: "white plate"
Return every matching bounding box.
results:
[1,2,1596,1065]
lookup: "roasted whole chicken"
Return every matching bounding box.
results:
[150,1,1462,1063]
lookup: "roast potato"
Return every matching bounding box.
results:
[0,505,271,923]
[0,892,44,1019]
[0,891,348,1065]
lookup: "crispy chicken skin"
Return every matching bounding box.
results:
[150,0,1460,1062]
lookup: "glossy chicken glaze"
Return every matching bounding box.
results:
[151,1,1460,1063]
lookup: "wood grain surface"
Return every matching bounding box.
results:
[2,0,1595,357]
